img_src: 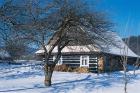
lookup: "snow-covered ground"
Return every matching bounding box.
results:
[0,62,140,93]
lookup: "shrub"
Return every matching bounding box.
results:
[74,67,89,73]
[54,65,89,73]
[54,64,72,72]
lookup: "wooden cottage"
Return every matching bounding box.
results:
[36,32,139,73]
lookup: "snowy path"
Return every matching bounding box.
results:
[0,62,140,93]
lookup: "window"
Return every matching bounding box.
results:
[80,55,89,67]
[53,56,63,65]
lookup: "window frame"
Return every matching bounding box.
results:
[80,55,89,67]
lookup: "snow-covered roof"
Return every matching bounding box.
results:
[35,45,99,54]
[101,31,138,57]
[36,32,138,58]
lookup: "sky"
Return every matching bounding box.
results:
[87,0,140,37]
[0,0,140,37]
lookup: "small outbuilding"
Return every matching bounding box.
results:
[0,48,12,62]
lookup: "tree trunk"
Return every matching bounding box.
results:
[44,63,55,86]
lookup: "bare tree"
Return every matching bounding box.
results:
[0,12,27,60]
[120,19,131,93]
[0,0,114,86]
